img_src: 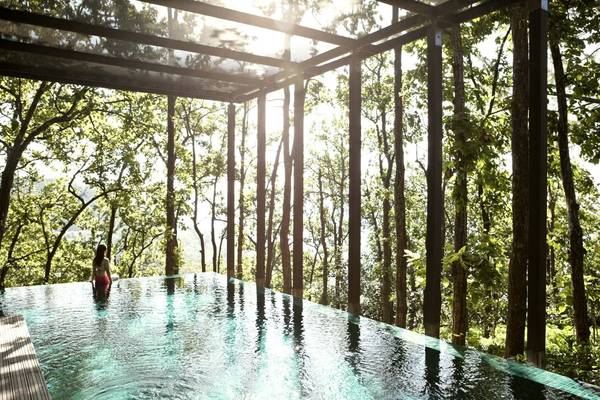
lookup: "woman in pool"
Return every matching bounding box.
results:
[90,244,112,295]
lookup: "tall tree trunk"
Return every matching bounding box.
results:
[381,182,392,322]
[505,4,529,358]
[280,84,293,293]
[237,102,249,279]
[217,229,225,273]
[0,223,23,290]
[478,178,494,339]
[547,184,558,300]
[335,146,345,309]
[190,120,206,272]
[106,204,117,261]
[211,177,218,273]
[550,41,590,343]
[450,26,469,346]
[393,25,408,327]
[0,152,20,255]
[265,138,283,287]
[379,110,393,324]
[318,169,330,305]
[408,262,417,329]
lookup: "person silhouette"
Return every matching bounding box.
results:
[90,244,112,298]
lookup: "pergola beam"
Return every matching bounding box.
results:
[234,26,429,104]
[377,0,436,16]
[0,61,232,102]
[0,38,259,87]
[234,0,512,102]
[0,0,515,102]
[0,6,295,69]
[234,14,428,101]
[141,0,357,47]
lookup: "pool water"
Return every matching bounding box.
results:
[0,273,598,399]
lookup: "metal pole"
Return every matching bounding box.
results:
[348,53,362,315]
[227,103,236,279]
[292,78,305,298]
[423,26,443,338]
[256,92,266,287]
[527,0,548,367]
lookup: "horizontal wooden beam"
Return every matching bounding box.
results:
[445,0,520,24]
[0,61,233,102]
[0,38,258,87]
[235,14,428,100]
[377,0,436,16]
[235,0,516,102]
[0,6,296,69]
[141,0,357,47]
[235,26,429,103]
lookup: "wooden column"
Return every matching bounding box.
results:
[165,95,179,276]
[256,93,266,287]
[527,0,548,367]
[348,54,362,315]
[423,26,443,338]
[292,78,305,298]
[226,103,236,279]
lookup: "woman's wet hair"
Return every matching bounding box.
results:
[93,244,107,267]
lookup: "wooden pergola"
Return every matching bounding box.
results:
[0,0,549,363]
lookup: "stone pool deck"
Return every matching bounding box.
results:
[0,315,50,400]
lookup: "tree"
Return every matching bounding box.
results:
[0,80,89,259]
[450,25,469,346]
[550,28,590,344]
[393,7,408,328]
[505,4,529,358]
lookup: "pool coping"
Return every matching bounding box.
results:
[0,315,51,400]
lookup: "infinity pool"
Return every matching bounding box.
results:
[0,273,598,399]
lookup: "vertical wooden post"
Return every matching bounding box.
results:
[527,0,548,367]
[423,26,443,338]
[293,78,305,298]
[227,103,236,279]
[165,95,179,276]
[256,93,266,287]
[348,54,362,315]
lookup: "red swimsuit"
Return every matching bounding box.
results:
[95,273,110,287]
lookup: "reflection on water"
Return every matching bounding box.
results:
[92,276,111,306]
[424,347,441,398]
[0,273,595,400]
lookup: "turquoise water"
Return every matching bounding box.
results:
[0,273,598,399]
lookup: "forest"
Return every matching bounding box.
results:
[0,0,599,385]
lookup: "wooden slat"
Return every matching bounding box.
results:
[0,315,51,400]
